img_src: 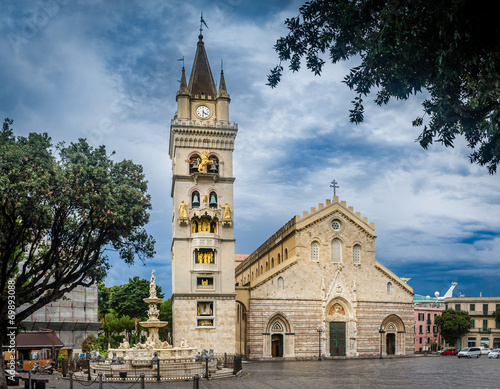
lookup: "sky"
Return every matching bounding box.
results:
[2,0,499,299]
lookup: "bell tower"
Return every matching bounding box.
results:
[169,34,237,353]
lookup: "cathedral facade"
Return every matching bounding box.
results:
[235,198,414,359]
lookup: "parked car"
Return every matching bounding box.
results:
[480,347,490,355]
[488,349,500,359]
[441,348,458,356]
[457,347,481,358]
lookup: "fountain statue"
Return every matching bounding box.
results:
[91,270,201,378]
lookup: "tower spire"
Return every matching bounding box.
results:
[178,66,188,94]
[188,33,217,98]
[218,68,228,97]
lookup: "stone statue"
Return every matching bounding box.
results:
[178,200,188,218]
[180,338,189,348]
[197,151,213,173]
[145,337,155,349]
[222,202,231,219]
[149,270,157,298]
[119,338,130,349]
[148,304,159,321]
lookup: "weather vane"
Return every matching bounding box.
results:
[199,13,209,39]
[177,56,184,68]
[330,179,339,197]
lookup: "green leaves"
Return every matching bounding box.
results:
[269,0,500,173]
[0,119,156,326]
[435,309,472,346]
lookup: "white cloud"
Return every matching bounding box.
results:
[2,0,499,296]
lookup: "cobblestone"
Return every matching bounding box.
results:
[18,355,500,389]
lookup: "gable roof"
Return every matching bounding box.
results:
[14,331,64,349]
[295,196,375,237]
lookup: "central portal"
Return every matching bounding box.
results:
[329,322,346,356]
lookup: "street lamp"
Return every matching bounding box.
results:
[316,326,324,361]
[378,326,385,359]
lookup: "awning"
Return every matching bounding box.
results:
[14,331,64,349]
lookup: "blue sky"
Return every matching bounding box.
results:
[2,0,499,298]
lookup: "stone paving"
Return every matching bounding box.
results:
[14,355,500,389]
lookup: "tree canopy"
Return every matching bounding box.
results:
[268,0,500,173]
[0,119,156,332]
[434,309,472,347]
[107,276,164,319]
[98,277,170,347]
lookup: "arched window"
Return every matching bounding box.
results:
[311,241,319,262]
[251,271,254,280]
[387,282,392,294]
[271,257,275,268]
[331,239,342,263]
[260,264,263,275]
[277,253,281,264]
[284,248,288,260]
[192,191,200,208]
[208,155,219,173]
[189,154,200,174]
[353,244,361,264]
[266,260,270,272]
[209,191,217,209]
[277,277,284,290]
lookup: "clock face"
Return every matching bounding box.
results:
[196,105,211,118]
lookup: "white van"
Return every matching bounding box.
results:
[457,347,481,358]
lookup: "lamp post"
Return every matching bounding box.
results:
[378,326,384,359]
[316,326,324,361]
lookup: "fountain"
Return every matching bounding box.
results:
[90,270,207,379]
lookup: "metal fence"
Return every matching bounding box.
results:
[64,354,242,383]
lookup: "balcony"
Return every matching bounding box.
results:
[193,262,218,271]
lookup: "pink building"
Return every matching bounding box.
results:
[414,306,444,352]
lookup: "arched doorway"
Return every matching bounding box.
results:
[236,301,247,356]
[271,334,283,357]
[263,313,295,358]
[325,300,352,357]
[380,315,406,356]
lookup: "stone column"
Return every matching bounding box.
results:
[284,333,295,358]
[262,333,271,357]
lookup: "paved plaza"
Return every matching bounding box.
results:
[18,356,500,389]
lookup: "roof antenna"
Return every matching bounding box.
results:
[199,13,209,39]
